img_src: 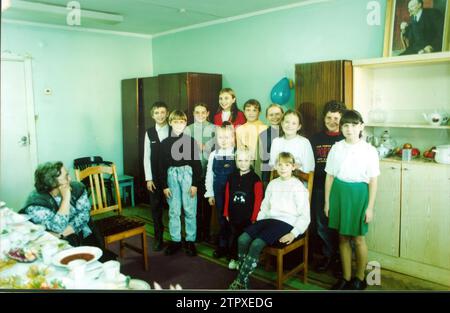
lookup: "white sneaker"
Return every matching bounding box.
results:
[228,259,239,270]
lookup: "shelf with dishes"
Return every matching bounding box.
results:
[353,52,450,132]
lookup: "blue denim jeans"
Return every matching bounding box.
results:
[167,166,197,242]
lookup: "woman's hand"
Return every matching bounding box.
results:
[59,183,71,199]
[365,208,374,223]
[163,188,172,199]
[208,197,215,206]
[190,186,197,198]
[62,225,75,237]
[279,232,295,245]
[147,180,156,192]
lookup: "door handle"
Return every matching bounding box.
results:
[18,135,28,146]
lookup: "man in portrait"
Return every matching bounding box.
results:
[399,0,445,55]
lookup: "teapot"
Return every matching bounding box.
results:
[423,111,449,126]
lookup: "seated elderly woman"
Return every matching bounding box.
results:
[21,161,115,261]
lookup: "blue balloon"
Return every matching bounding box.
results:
[270,77,292,104]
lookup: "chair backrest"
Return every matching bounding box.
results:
[270,169,314,203]
[75,163,122,216]
[73,156,112,170]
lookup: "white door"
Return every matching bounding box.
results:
[0,54,38,211]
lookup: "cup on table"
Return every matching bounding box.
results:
[402,149,412,161]
[102,260,120,282]
[41,243,58,265]
[68,259,87,285]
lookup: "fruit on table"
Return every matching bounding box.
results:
[423,147,436,159]
[395,147,420,157]
[403,143,413,149]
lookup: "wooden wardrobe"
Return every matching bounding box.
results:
[295,60,353,138]
[121,72,222,203]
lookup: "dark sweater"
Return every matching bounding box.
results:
[159,132,202,189]
[21,181,85,213]
[223,169,263,223]
[146,125,171,186]
[310,131,344,190]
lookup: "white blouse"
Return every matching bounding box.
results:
[325,139,380,183]
[269,135,315,173]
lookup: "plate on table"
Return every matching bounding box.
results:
[52,246,102,268]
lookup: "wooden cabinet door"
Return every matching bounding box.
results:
[366,161,401,257]
[158,73,188,113]
[295,60,353,138]
[400,163,450,270]
[186,73,222,124]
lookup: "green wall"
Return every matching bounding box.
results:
[153,0,387,119]
[1,22,153,176]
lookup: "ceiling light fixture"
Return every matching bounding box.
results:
[9,0,123,24]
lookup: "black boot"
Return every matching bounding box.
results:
[152,232,164,251]
[330,278,352,290]
[164,241,181,255]
[349,277,367,290]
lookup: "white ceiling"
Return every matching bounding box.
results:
[2,0,315,36]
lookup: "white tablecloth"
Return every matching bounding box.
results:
[0,207,135,290]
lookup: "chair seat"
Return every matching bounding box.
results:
[95,215,145,237]
[266,232,306,249]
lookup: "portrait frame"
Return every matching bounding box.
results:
[383,0,450,57]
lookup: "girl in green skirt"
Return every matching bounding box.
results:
[324,110,379,290]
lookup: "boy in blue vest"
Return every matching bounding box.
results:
[143,101,171,251]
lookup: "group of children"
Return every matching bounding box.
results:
[143,88,379,290]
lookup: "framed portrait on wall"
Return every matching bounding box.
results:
[383,0,450,56]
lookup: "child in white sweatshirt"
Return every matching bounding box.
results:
[229,151,310,289]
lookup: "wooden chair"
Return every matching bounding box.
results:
[263,169,314,290]
[75,163,148,270]
[74,156,114,201]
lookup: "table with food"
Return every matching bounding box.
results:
[0,205,150,290]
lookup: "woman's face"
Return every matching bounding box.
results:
[281,113,301,137]
[56,167,71,188]
[219,92,235,112]
[324,112,342,132]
